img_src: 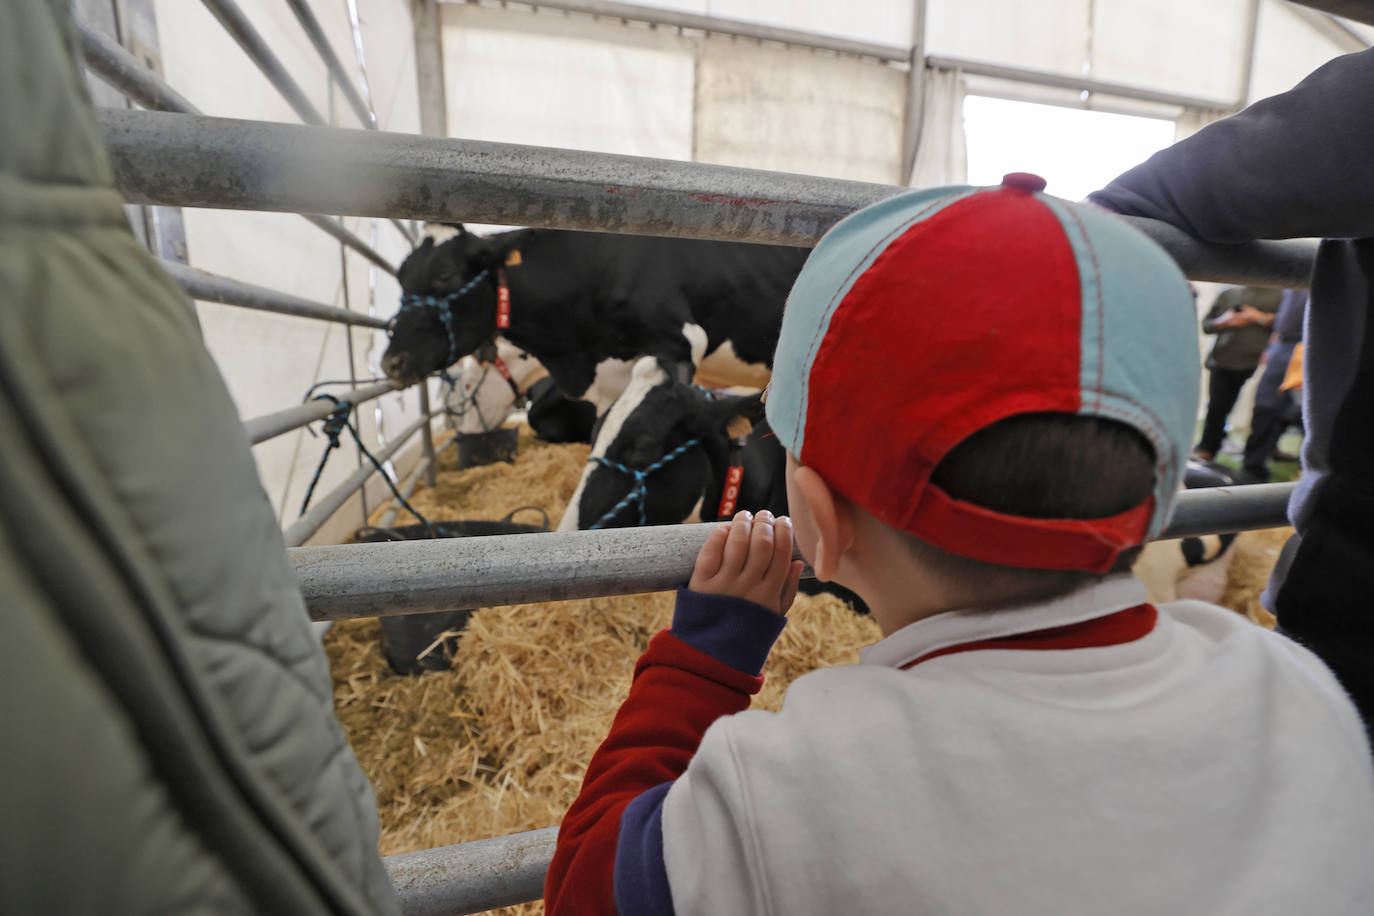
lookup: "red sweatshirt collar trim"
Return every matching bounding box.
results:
[899,604,1158,670]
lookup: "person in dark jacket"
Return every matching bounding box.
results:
[1089,46,1374,735]
[1239,289,1308,481]
[1194,285,1281,460]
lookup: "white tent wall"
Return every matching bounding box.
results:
[440,4,908,185]
[149,0,430,546]
[693,41,906,184]
[1248,0,1365,103]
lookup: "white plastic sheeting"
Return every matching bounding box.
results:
[908,67,967,187]
[693,41,906,183]
[442,4,693,159]
[1091,0,1254,105]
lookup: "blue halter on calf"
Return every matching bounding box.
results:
[585,438,702,529]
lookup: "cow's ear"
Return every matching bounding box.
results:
[694,390,763,440]
[477,228,535,266]
[417,236,435,251]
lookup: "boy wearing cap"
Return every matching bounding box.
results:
[544,177,1374,915]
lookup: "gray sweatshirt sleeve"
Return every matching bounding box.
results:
[1088,48,1374,243]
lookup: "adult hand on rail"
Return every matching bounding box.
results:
[689,510,804,615]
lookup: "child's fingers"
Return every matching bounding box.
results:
[719,511,753,575]
[766,515,795,587]
[742,510,778,580]
[691,522,731,585]
[778,560,804,614]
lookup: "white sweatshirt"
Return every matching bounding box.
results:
[661,575,1374,915]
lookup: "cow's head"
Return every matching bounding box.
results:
[445,339,545,435]
[557,357,764,531]
[382,226,534,385]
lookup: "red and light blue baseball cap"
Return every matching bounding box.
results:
[766,173,1200,573]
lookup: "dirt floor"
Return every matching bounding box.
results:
[324,426,1288,915]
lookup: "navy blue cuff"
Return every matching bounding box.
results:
[671,588,787,676]
[614,783,675,916]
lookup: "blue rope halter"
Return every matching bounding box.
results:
[393,268,491,367]
[586,438,700,529]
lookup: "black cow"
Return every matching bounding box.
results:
[382,227,809,408]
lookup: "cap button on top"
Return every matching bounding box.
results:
[1001,172,1047,193]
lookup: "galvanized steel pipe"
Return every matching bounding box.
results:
[290,483,1295,620]
[375,457,431,529]
[1153,482,1293,539]
[95,108,1317,286]
[243,380,396,445]
[77,20,197,113]
[199,0,328,126]
[501,0,909,61]
[283,0,375,128]
[283,415,428,547]
[384,828,558,916]
[78,33,398,275]
[163,261,389,328]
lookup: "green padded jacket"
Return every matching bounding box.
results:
[0,4,400,913]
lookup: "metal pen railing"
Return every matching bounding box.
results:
[76,19,399,275]
[93,107,1319,289]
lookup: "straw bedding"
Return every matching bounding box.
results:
[325,427,1286,915]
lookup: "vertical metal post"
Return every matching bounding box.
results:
[898,0,928,186]
[417,382,440,488]
[414,0,448,139]
[329,73,369,525]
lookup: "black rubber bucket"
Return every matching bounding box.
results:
[456,426,519,469]
[354,506,549,675]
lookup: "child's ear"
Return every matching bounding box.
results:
[792,464,854,581]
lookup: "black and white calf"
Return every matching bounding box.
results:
[558,358,773,532]
[445,338,596,443]
[382,226,807,405]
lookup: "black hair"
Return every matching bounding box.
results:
[902,412,1156,607]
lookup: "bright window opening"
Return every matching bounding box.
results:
[962,96,1178,203]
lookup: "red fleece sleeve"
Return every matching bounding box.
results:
[543,629,765,915]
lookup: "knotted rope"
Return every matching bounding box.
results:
[298,394,438,537]
[392,269,491,367]
[586,438,700,529]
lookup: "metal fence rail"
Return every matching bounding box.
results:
[94,108,1319,288]
[385,827,558,916]
[163,261,389,328]
[243,380,397,445]
[77,19,398,276]
[283,415,429,547]
[292,482,1295,621]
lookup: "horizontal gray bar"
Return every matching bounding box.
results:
[77,30,397,275]
[163,261,389,328]
[385,827,558,916]
[283,415,428,548]
[493,0,909,60]
[291,483,1295,621]
[928,54,1237,111]
[95,108,1318,286]
[1155,482,1293,539]
[244,380,397,445]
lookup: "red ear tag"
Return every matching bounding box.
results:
[492,356,514,382]
[496,270,511,330]
[716,465,744,519]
